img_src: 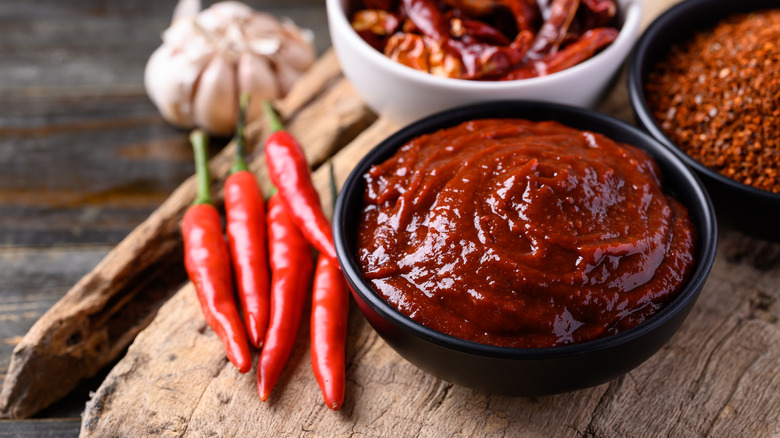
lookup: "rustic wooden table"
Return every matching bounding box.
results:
[1,0,779,437]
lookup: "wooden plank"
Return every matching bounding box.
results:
[0,419,80,438]
[0,246,109,381]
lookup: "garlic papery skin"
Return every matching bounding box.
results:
[144,0,316,136]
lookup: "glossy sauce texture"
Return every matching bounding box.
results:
[356,119,696,348]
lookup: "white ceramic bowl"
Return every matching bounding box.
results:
[327,0,642,125]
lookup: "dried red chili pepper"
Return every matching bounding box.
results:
[224,94,270,348]
[257,191,314,401]
[362,0,398,10]
[352,9,402,52]
[351,0,619,80]
[446,29,532,78]
[449,16,512,46]
[401,0,449,40]
[527,0,579,57]
[536,27,618,74]
[262,101,338,264]
[385,33,438,73]
[182,130,252,373]
[579,0,617,28]
[504,27,617,79]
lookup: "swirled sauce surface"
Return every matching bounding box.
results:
[356,119,696,348]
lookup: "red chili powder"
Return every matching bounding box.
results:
[644,9,780,193]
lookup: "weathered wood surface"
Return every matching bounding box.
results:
[4,0,780,436]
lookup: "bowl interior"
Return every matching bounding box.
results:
[627,0,780,238]
[334,100,717,360]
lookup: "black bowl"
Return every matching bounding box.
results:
[333,101,717,396]
[628,0,780,242]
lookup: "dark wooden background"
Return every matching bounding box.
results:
[0,1,329,435]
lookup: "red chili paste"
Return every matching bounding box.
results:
[356,119,696,348]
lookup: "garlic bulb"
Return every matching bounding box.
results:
[145,0,316,135]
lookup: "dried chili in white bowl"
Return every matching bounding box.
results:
[328,0,642,125]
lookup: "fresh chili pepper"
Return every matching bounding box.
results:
[225,94,270,349]
[310,161,350,410]
[257,191,314,401]
[310,252,350,410]
[262,100,338,264]
[182,130,252,373]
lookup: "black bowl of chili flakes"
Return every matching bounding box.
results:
[628,0,780,242]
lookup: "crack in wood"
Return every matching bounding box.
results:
[582,376,624,437]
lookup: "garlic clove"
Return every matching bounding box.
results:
[172,0,201,22]
[145,45,181,125]
[192,53,238,136]
[237,52,279,123]
[145,28,213,128]
[245,12,284,39]
[198,1,254,35]
[277,20,316,72]
[274,59,301,97]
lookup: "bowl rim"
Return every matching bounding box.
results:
[627,0,780,202]
[333,100,718,361]
[327,0,643,91]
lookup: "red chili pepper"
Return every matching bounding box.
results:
[262,101,338,264]
[182,130,252,373]
[257,192,314,401]
[310,252,350,410]
[401,0,448,40]
[534,27,619,75]
[225,94,270,348]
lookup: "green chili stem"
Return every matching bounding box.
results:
[231,93,251,174]
[263,100,285,133]
[190,129,212,206]
[328,159,337,216]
